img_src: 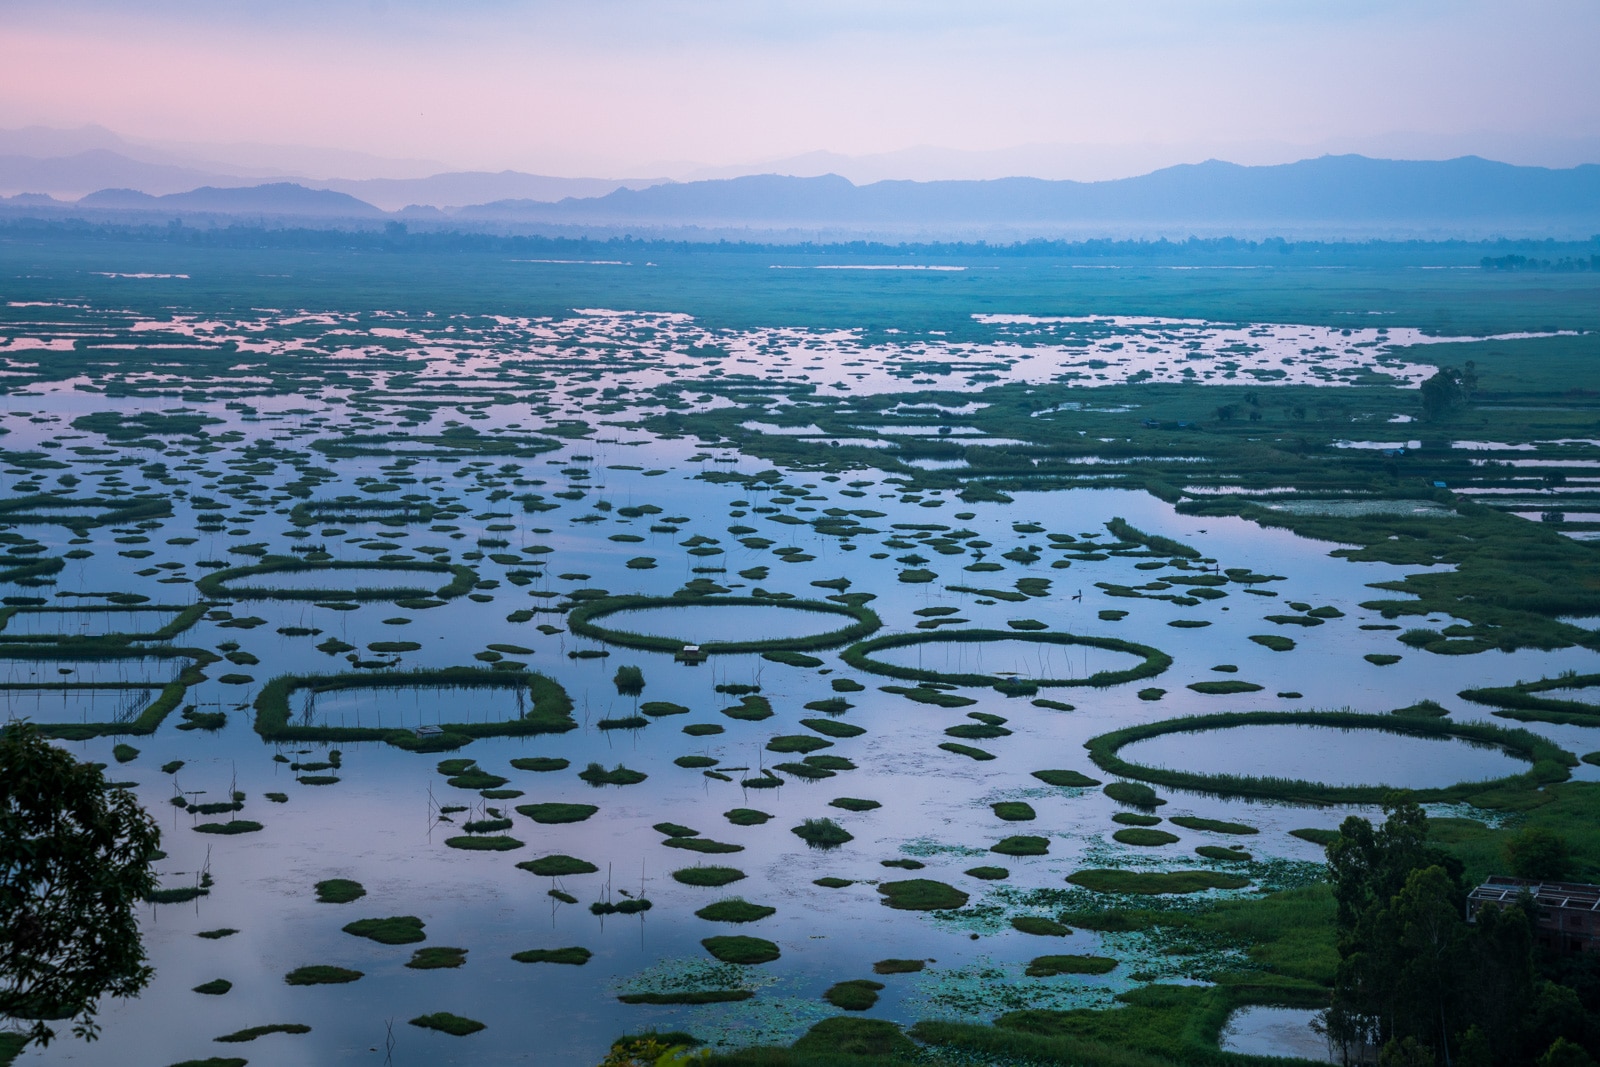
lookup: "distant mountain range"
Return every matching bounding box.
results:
[3,154,1597,240]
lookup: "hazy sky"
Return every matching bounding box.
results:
[3,0,1597,178]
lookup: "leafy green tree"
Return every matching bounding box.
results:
[0,722,161,1047]
[1420,367,1469,421]
[1507,828,1573,880]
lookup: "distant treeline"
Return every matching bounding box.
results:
[2,216,1598,263]
[1480,253,1600,272]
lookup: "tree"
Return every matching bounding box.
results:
[1507,828,1573,880]
[1420,367,1469,421]
[0,722,161,1047]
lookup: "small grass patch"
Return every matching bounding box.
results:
[1365,653,1403,666]
[1033,769,1099,788]
[702,935,780,964]
[664,837,744,854]
[1112,828,1180,847]
[512,947,591,965]
[215,1023,311,1043]
[829,797,880,812]
[1196,845,1253,861]
[197,928,238,939]
[1290,827,1340,846]
[315,878,366,903]
[878,878,969,911]
[1066,869,1251,894]
[511,756,570,772]
[673,866,746,887]
[1170,815,1258,835]
[966,865,1010,880]
[192,979,232,995]
[1112,812,1161,826]
[724,808,771,826]
[1011,916,1072,936]
[342,916,425,944]
[517,802,597,823]
[284,965,363,985]
[992,801,1037,821]
[1187,680,1264,695]
[815,876,853,888]
[873,958,926,974]
[1104,782,1166,808]
[824,978,885,1010]
[939,741,996,761]
[194,820,263,835]
[1025,954,1117,977]
[767,734,832,754]
[992,835,1050,856]
[406,947,467,969]
[792,818,853,849]
[695,898,776,923]
[1248,634,1296,651]
[578,762,647,786]
[518,855,599,877]
[445,835,523,851]
[409,1012,484,1037]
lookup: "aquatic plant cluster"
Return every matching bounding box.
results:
[2,248,1599,1067]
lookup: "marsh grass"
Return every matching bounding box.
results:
[342,916,425,945]
[792,818,853,849]
[877,879,969,911]
[406,947,467,970]
[284,966,363,986]
[673,866,746,887]
[512,947,591,965]
[823,979,884,1011]
[702,935,781,964]
[314,878,366,903]
[695,899,777,923]
[408,1012,484,1037]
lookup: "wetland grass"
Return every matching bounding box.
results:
[724,808,771,825]
[702,935,781,964]
[824,979,885,1011]
[1033,769,1099,788]
[694,899,777,923]
[792,818,853,849]
[214,1023,311,1043]
[1066,869,1251,895]
[1011,916,1072,936]
[992,835,1050,856]
[445,834,523,851]
[878,879,969,911]
[1112,828,1180,847]
[992,802,1037,821]
[1169,816,1258,835]
[314,878,365,903]
[192,980,231,996]
[408,1012,485,1037]
[873,958,926,974]
[517,802,598,823]
[1025,955,1117,977]
[406,947,467,969]
[512,947,591,965]
[518,855,599,876]
[672,866,746,887]
[284,966,363,986]
[342,916,425,944]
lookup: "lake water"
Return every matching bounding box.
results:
[1,291,1594,1066]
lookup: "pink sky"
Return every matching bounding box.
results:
[2,1,1597,178]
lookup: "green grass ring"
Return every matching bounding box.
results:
[841,629,1171,689]
[1084,709,1573,805]
[566,595,880,655]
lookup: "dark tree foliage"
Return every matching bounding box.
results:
[0,722,161,1046]
[1420,366,1472,421]
[1328,799,1597,1067]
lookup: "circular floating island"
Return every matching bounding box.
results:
[842,629,1170,689]
[197,560,477,602]
[1085,710,1573,804]
[567,596,880,655]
